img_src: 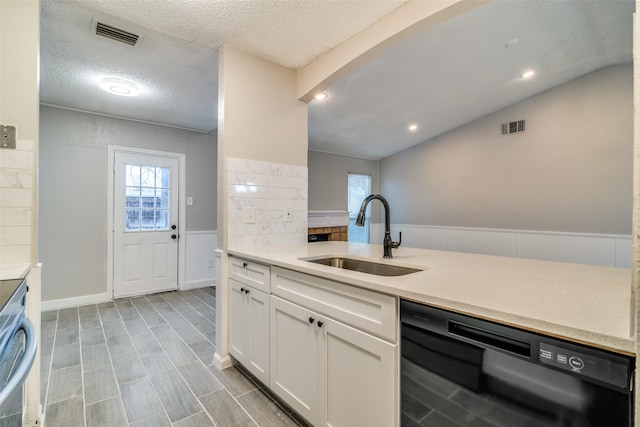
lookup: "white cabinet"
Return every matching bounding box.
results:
[229,274,270,384]
[270,288,397,427]
[270,296,319,422]
[229,256,270,292]
[320,316,396,427]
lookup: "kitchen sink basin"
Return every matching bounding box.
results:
[302,256,422,277]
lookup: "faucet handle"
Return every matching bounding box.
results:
[391,231,402,249]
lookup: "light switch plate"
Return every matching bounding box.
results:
[1,125,16,149]
[244,207,255,223]
[284,207,293,222]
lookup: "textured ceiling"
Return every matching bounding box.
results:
[40,0,634,158]
[75,0,406,69]
[308,0,635,159]
[39,0,405,133]
[40,1,220,132]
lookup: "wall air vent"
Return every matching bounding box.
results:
[501,119,526,136]
[92,18,142,46]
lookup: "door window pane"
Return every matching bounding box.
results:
[141,166,156,187]
[157,188,169,209]
[126,165,140,186]
[155,210,169,229]
[126,209,140,230]
[124,164,171,231]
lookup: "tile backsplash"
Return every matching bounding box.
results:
[227,157,307,248]
[0,139,34,265]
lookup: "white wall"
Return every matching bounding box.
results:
[39,106,217,303]
[381,65,633,235]
[215,46,309,369]
[217,46,309,251]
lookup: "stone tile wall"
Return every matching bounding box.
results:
[227,157,308,248]
[0,139,34,265]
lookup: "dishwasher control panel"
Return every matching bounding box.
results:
[539,342,630,389]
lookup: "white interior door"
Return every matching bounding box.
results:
[113,152,180,298]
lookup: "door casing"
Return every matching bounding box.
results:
[107,145,187,299]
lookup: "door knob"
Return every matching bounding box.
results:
[171,225,177,230]
[171,234,177,239]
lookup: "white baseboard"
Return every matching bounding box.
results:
[41,292,111,312]
[214,352,233,370]
[183,279,216,290]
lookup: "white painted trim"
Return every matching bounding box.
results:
[214,352,234,370]
[107,145,187,299]
[183,279,216,290]
[42,292,111,312]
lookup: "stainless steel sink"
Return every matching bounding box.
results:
[302,256,422,276]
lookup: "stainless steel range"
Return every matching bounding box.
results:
[0,278,37,426]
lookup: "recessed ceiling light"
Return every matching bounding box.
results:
[313,92,328,101]
[100,78,140,96]
[408,124,418,132]
[520,70,535,79]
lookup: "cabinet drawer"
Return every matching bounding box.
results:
[229,256,270,293]
[271,267,396,342]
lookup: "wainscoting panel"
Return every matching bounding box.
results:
[615,237,632,269]
[396,225,449,251]
[381,224,631,268]
[449,228,517,257]
[517,232,616,267]
[184,230,217,290]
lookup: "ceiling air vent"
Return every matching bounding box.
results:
[501,119,526,136]
[92,18,142,46]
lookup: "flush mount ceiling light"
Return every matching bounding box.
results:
[520,70,535,79]
[408,124,418,132]
[313,92,328,101]
[100,78,140,96]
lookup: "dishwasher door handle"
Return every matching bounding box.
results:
[449,321,531,357]
[0,318,38,405]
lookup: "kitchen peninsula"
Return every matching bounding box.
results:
[230,241,633,353]
[226,241,634,426]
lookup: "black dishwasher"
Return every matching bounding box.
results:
[400,300,634,427]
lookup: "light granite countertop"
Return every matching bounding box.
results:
[228,242,634,355]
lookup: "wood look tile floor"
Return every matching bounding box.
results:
[41,288,304,427]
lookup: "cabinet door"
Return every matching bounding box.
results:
[246,286,269,385]
[229,279,249,362]
[319,318,398,427]
[270,296,319,425]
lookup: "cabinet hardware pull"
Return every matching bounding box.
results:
[243,262,248,268]
[240,287,245,293]
[244,289,250,294]
[317,321,324,327]
[308,317,315,324]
